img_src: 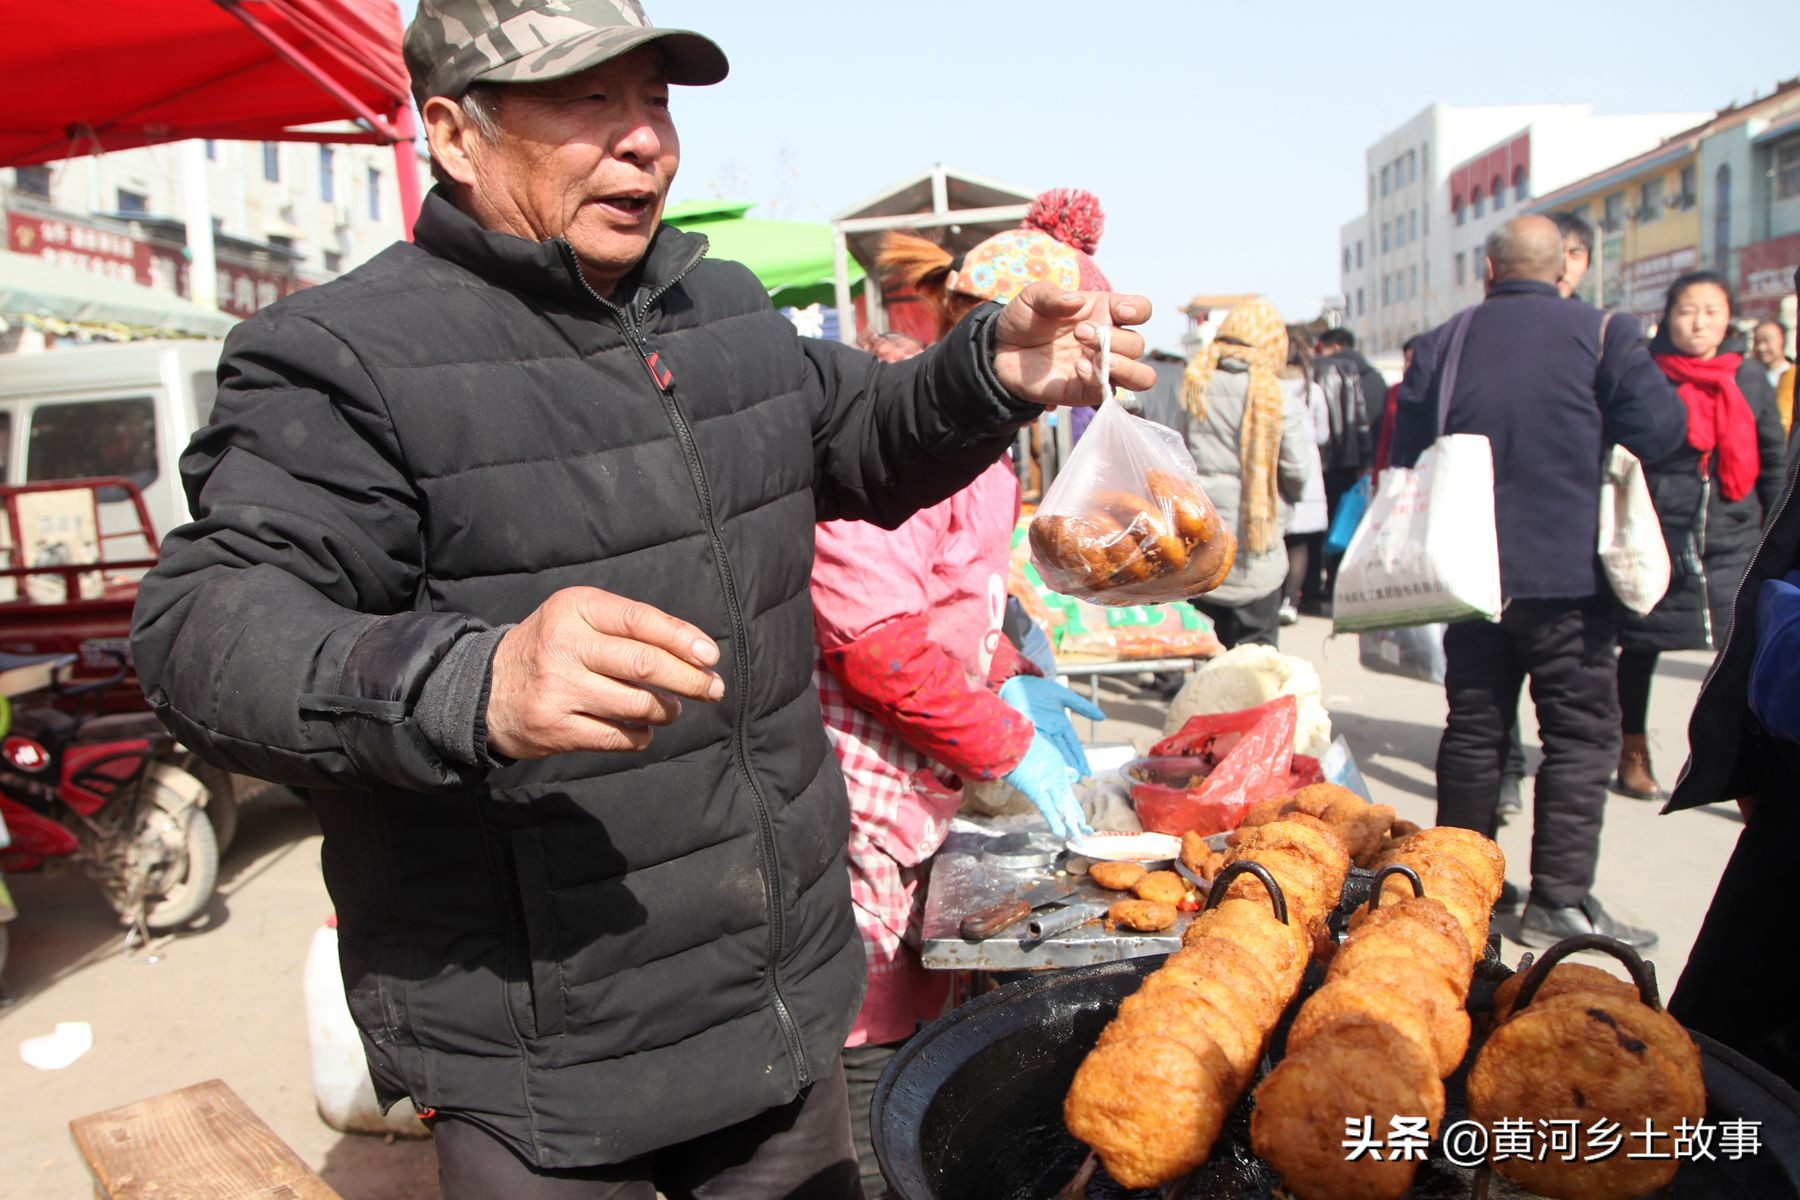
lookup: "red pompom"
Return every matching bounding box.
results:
[1023,188,1105,255]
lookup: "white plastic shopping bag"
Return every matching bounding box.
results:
[1333,308,1502,633]
[1332,435,1503,631]
[1598,445,1670,616]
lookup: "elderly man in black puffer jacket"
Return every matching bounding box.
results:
[128,3,1152,1196]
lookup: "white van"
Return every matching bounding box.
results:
[0,340,223,551]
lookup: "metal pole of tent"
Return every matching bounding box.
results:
[391,107,423,240]
[181,140,219,309]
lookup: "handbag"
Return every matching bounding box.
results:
[1592,314,1671,615]
[1323,475,1371,556]
[1332,309,1503,632]
[1358,624,1448,684]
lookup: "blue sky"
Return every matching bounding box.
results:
[400,1,1797,351]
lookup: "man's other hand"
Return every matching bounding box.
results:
[992,285,1155,408]
[486,587,724,759]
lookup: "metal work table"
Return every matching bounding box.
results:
[919,828,1190,972]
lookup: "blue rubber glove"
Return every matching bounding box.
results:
[1003,731,1091,839]
[999,675,1106,779]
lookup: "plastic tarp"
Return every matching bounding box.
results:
[0,251,238,340]
[1,0,413,167]
[661,200,863,310]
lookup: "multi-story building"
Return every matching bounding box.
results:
[5,137,424,325]
[1696,80,1800,331]
[1529,81,1800,330]
[1340,103,1705,353]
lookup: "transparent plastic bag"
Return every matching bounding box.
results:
[1027,325,1236,606]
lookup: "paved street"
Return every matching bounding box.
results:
[0,613,1743,1199]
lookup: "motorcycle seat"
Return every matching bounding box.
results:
[72,712,168,744]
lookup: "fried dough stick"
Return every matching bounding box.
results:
[1066,820,1351,1188]
[1253,829,1505,1200]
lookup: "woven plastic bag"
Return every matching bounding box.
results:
[1028,359,1237,607]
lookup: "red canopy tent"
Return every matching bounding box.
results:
[1,0,422,235]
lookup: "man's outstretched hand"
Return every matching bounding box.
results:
[992,285,1155,408]
[486,587,724,760]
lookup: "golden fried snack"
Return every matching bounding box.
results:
[1186,527,1238,593]
[1088,860,1148,891]
[1066,1035,1233,1190]
[1489,963,1637,1027]
[1178,830,1213,875]
[1098,990,1241,1087]
[1279,810,1357,861]
[1167,936,1283,1028]
[1131,971,1270,1085]
[1220,847,1333,935]
[1374,848,1492,959]
[1344,803,1397,867]
[1108,899,1177,932]
[1469,993,1705,1200]
[1132,869,1188,907]
[1233,816,1353,885]
[1323,954,1471,1077]
[1239,797,1286,828]
[1286,978,1439,1073]
[1185,897,1310,996]
[1251,1016,1446,1200]
[1095,490,1188,569]
[1340,896,1474,994]
[1147,468,1220,543]
[1402,826,1506,904]
[1389,818,1422,838]
[1028,513,1122,590]
[1288,782,1361,815]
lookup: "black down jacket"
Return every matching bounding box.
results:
[1619,358,1785,653]
[129,188,1039,1168]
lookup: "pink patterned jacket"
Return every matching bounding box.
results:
[811,459,1036,1047]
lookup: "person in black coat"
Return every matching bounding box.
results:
[1392,215,1687,951]
[126,3,1156,1194]
[1666,269,1800,1090]
[1614,272,1786,800]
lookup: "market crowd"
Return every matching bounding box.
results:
[123,1,1800,1197]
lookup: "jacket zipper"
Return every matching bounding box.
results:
[1696,477,1714,650]
[557,241,812,1085]
[1672,468,1798,795]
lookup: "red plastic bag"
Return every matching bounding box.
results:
[1134,696,1298,836]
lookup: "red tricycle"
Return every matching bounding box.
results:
[0,477,253,859]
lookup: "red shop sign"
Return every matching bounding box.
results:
[1740,232,1800,319]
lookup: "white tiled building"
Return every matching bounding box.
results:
[1339,104,1705,353]
[6,137,425,316]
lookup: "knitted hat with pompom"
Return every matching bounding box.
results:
[946,187,1112,301]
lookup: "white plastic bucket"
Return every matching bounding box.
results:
[304,918,429,1137]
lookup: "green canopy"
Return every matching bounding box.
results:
[662,200,863,311]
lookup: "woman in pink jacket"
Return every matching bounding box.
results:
[820,191,1110,1196]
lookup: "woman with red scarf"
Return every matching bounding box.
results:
[1615,271,1786,798]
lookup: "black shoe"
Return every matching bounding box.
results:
[1140,671,1186,700]
[1518,894,1658,951]
[1499,879,1524,910]
[1498,775,1523,819]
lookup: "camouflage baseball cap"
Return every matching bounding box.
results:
[404,0,728,109]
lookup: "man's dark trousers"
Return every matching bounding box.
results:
[1436,598,1620,906]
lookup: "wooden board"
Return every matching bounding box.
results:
[69,1079,342,1200]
